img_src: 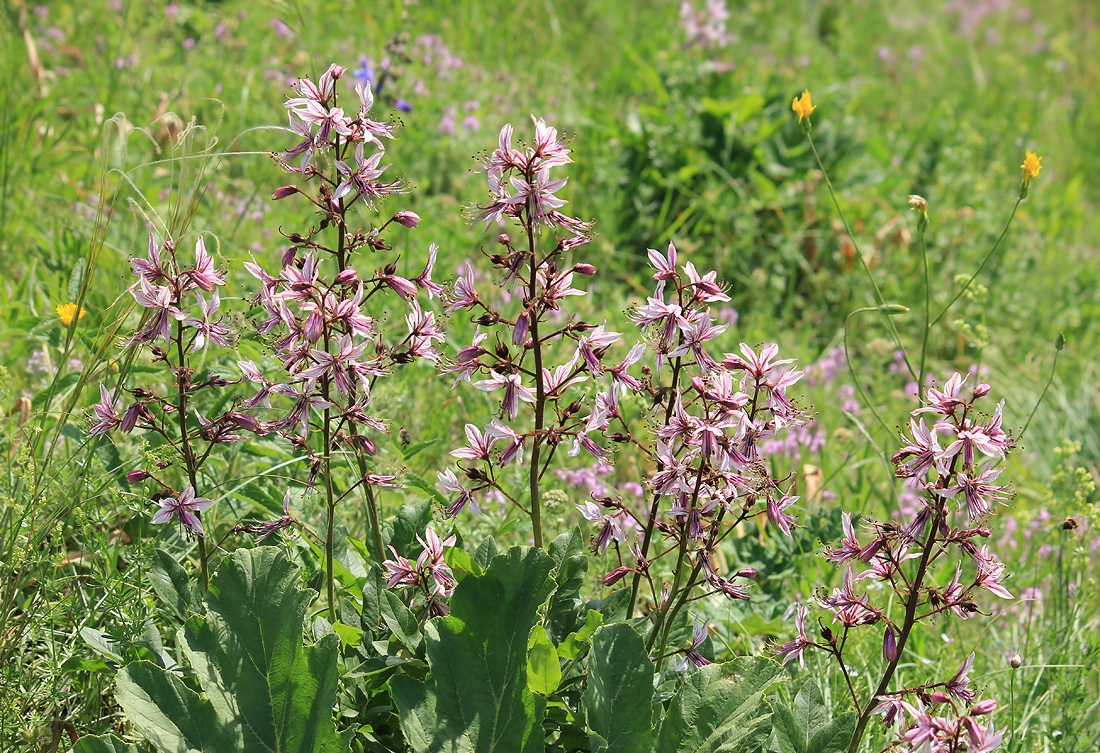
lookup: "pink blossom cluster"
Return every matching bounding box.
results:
[777,373,1013,750]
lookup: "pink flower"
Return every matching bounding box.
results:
[151,486,215,534]
[474,371,535,420]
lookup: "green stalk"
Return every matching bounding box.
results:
[806,133,916,382]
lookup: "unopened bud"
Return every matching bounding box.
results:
[497,233,510,245]
[573,263,597,275]
[125,470,151,483]
[882,625,898,662]
[1009,653,1024,669]
[878,304,910,316]
[334,268,359,285]
[973,382,991,398]
[602,566,631,586]
[227,411,263,434]
[929,691,952,705]
[391,211,421,228]
[734,567,757,579]
[970,699,998,716]
[272,185,300,200]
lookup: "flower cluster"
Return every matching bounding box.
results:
[777,374,1013,750]
[438,115,816,667]
[240,65,445,589]
[382,526,458,618]
[87,233,247,546]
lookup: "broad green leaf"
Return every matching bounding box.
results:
[71,734,151,753]
[361,569,384,634]
[381,589,423,651]
[391,546,555,753]
[546,528,588,643]
[387,499,433,558]
[145,549,193,622]
[582,624,654,753]
[115,547,350,753]
[770,679,853,753]
[559,609,604,661]
[654,658,785,753]
[472,536,498,569]
[444,545,485,580]
[115,661,238,753]
[526,629,561,697]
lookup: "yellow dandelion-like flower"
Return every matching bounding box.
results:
[56,302,87,326]
[1021,151,1042,183]
[792,90,816,123]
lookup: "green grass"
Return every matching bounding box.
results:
[0,0,1097,750]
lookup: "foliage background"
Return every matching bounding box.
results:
[0,0,1097,751]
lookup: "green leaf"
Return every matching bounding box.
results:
[770,679,853,753]
[391,546,556,753]
[559,609,604,661]
[381,589,423,651]
[67,258,86,303]
[582,624,654,753]
[526,629,561,697]
[546,528,588,643]
[115,660,237,753]
[361,569,384,634]
[472,536,498,569]
[654,658,785,753]
[114,547,351,753]
[71,734,151,753]
[146,549,193,622]
[388,500,433,558]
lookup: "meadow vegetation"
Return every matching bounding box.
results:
[1,1,1098,751]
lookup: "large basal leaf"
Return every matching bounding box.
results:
[391,546,555,753]
[770,679,855,753]
[582,623,654,753]
[72,734,152,753]
[653,658,786,753]
[113,547,351,753]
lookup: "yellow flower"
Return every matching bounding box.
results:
[792,90,816,123]
[56,302,86,326]
[1020,150,1042,183]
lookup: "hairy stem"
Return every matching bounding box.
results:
[847,496,948,752]
[525,206,546,548]
[174,319,208,590]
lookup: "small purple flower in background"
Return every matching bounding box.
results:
[353,56,375,88]
[269,18,294,40]
[151,486,215,535]
[680,0,733,48]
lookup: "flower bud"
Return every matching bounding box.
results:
[573,263,597,275]
[334,268,359,285]
[512,313,529,345]
[125,469,152,483]
[227,411,263,434]
[734,567,757,579]
[1009,653,1024,669]
[882,625,898,662]
[497,233,510,245]
[272,185,300,200]
[929,691,952,705]
[970,699,998,716]
[602,566,631,586]
[391,211,421,228]
[973,382,991,398]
